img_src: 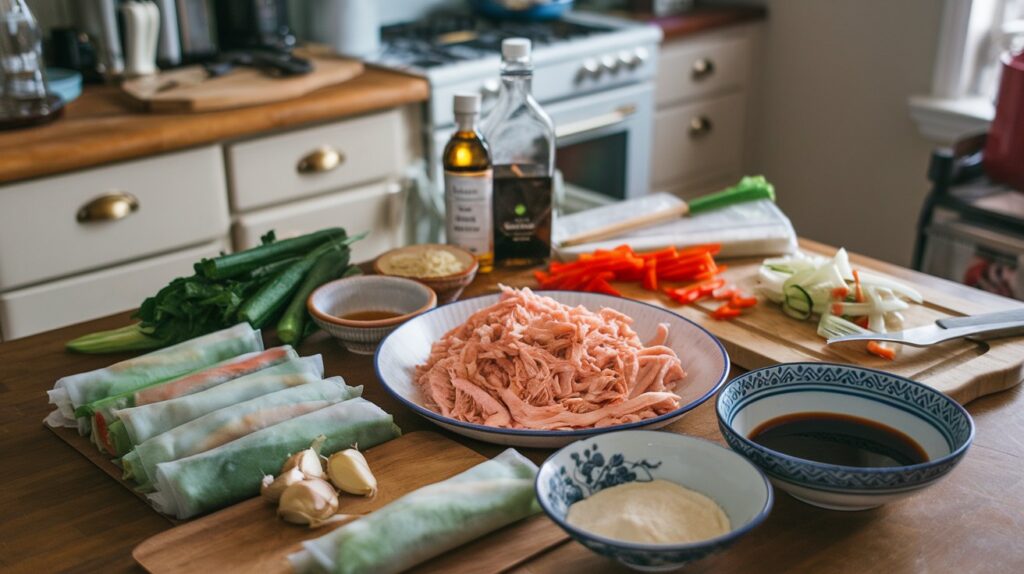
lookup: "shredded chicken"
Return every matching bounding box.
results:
[414,286,685,430]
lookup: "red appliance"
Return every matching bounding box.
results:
[984,50,1024,192]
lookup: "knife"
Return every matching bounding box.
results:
[826,309,1024,347]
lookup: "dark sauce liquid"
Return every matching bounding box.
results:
[342,310,401,321]
[749,412,929,467]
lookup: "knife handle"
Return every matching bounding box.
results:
[937,308,1024,329]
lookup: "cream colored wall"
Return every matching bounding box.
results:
[745,0,944,266]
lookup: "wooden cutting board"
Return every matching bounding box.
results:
[131,431,568,573]
[507,243,1024,405]
[121,55,364,113]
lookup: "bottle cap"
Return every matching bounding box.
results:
[502,38,531,62]
[453,93,481,114]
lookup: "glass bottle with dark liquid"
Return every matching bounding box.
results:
[443,93,494,273]
[482,38,555,267]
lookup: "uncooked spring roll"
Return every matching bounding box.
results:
[113,355,324,448]
[87,346,299,455]
[48,323,262,423]
[123,377,363,489]
[150,398,401,519]
[289,449,540,574]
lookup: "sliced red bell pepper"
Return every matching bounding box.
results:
[712,304,742,320]
[713,286,738,300]
[642,259,658,291]
[730,295,758,308]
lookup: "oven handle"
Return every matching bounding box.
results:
[555,104,637,141]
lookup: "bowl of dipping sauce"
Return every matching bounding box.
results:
[374,244,479,303]
[307,275,437,354]
[717,362,974,511]
[536,430,772,571]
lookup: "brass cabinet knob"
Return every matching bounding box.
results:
[689,116,713,138]
[297,146,344,175]
[76,191,139,223]
[691,58,715,80]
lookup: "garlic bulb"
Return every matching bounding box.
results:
[278,478,339,527]
[260,467,306,503]
[327,448,378,497]
[281,447,325,479]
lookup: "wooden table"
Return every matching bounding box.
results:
[2,242,1022,573]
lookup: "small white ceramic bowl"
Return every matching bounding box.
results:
[307,275,437,355]
[536,430,773,571]
[717,363,975,511]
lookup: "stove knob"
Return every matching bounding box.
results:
[633,47,650,67]
[480,79,501,100]
[618,50,638,70]
[601,55,620,74]
[577,58,601,82]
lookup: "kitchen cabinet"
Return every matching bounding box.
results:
[0,105,422,340]
[651,24,759,198]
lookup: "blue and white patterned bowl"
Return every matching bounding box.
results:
[716,363,975,511]
[536,430,773,571]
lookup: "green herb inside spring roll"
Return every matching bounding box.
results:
[289,449,540,574]
[150,398,401,519]
[123,377,362,489]
[113,355,323,447]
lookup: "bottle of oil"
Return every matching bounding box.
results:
[443,93,494,273]
[482,38,555,267]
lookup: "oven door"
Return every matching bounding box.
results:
[546,81,654,213]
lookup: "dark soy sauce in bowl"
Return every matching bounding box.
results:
[748,412,929,467]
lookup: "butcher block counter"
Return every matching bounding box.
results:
[2,240,1023,573]
[0,67,429,185]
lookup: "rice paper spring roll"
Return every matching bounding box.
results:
[150,397,401,519]
[113,355,324,448]
[123,377,363,489]
[48,323,262,423]
[289,449,540,574]
[89,346,299,455]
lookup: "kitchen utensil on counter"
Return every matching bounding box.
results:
[202,50,312,78]
[825,308,1024,347]
[471,0,575,21]
[120,53,362,112]
[374,244,480,304]
[128,432,568,572]
[309,0,379,58]
[215,0,295,53]
[121,1,160,77]
[0,0,63,130]
[558,178,776,247]
[717,363,974,510]
[307,275,438,355]
[536,430,772,570]
[79,0,124,78]
[375,290,729,448]
[984,49,1024,192]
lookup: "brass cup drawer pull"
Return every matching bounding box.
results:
[297,146,345,175]
[691,58,715,80]
[689,116,713,138]
[77,191,140,223]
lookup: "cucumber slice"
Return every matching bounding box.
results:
[783,284,813,320]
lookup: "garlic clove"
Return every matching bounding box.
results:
[326,448,378,497]
[281,448,325,479]
[278,478,339,527]
[261,467,306,503]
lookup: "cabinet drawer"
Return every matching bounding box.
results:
[651,92,745,188]
[0,146,229,290]
[0,239,228,340]
[234,181,406,264]
[227,110,404,211]
[655,34,750,108]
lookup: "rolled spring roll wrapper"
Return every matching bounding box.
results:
[48,323,262,422]
[87,346,299,454]
[150,398,401,519]
[289,449,540,574]
[123,377,363,488]
[115,355,324,446]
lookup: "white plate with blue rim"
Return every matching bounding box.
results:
[374,290,730,448]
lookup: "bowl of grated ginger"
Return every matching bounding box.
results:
[374,244,479,303]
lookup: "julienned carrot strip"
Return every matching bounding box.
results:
[642,260,658,291]
[854,316,870,329]
[589,276,622,297]
[694,264,727,281]
[867,341,895,360]
[853,269,865,303]
[832,286,850,299]
[638,246,679,261]
[534,270,550,284]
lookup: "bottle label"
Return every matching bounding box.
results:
[445,169,493,256]
[493,174,553,263]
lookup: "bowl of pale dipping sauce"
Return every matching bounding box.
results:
[307,275,437,354]
[374,244,479,303]
[536,430,773,571]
